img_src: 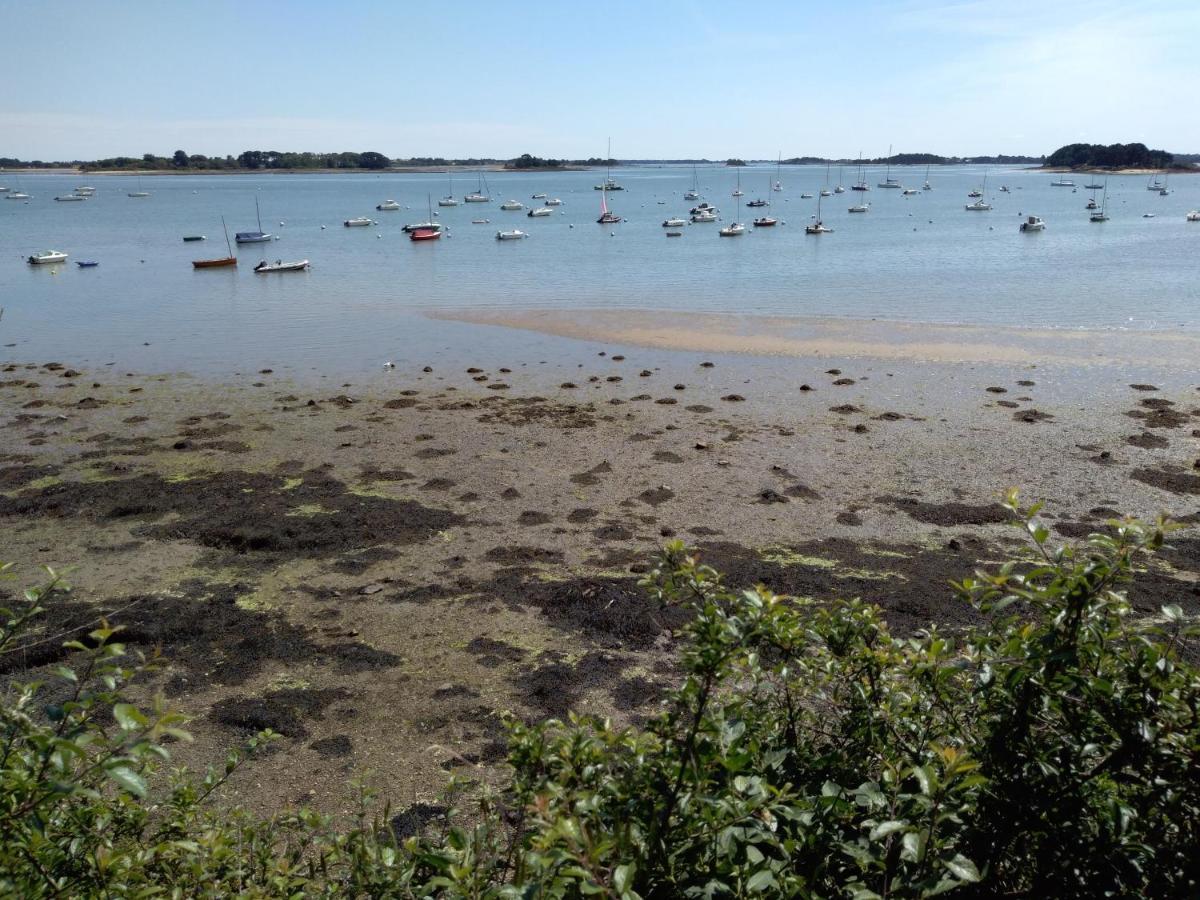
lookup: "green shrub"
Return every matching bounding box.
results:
[1,493,1197,897]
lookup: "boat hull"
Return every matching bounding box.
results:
[192,257,237,269]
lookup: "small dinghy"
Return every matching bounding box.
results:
[76,260,99,268]
[344,217,373,227]
[183,235,206,242]
[496,229,528,240]
[254,259,310,272]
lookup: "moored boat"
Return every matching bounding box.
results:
[1187,211,1200,222]
[193,217,238,268]
[718,221,745,236]
[183,235,206,242]
[409,228,441,242]
[254,258,310,272]
[545,197,563,206]
[496,229,528,240]
[662,217,686,227]
[6,192,31,200]
[1019,215,1045,232]
[75,260,99,268]
[500,200,524,211]
[402,221,443,233]
[27,250,69,265]
[55,194,87,201]
[527,206,553,217]
[597,185,621,224]
[376,200,401,211]
[344,217,373,227]
[235,197,272,243]
[1050,178,1075,187]
[752,216,777,227]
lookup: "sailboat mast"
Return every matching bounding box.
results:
[222,216,232,257]
[255,196,263,232]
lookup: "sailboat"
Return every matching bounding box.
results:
[922,165,932,191]
[851,152,869,191]
[128,173,150,198]
[834,166,845,193]
[235,197,272,243]
[877,145,901,188]
[410,195,443,241]
[820,163,832,197]
[1146,174,1164,191]
[438,169,459,206]
[594,138,623,190]
[684,164,701,201]
[805,192,832,233]
[597,185,621,224]
[772,152,783,191]
[965,172,992,210]
[464,168,491,203]
[732,165,743,197]
[193,218,237,268]
[1158,174,1170,196]
[1089,181,1109,222]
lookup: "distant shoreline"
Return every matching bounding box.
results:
[1037,165,1197,175]
[1,165,588,176]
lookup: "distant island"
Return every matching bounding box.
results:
[1040,142,1190,172]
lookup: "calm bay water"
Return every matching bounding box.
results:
[1,165,1198,374]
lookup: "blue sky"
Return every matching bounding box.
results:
[3,0,1196,160]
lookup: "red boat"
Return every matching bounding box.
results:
[409,228,440,241]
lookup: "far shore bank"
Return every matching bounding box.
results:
[2,165,590,176]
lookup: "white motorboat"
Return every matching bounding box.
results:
[254,258,310,272]
[690,201,718,214]
[527,206,553,217]
[0,186,8,192]
[820,189,832,197]
[545,197,563,206]
[496,229,528,240]
[28,250,69,265]
[6,192,30,200]
[55,194,87,201]
[662,217,686,227]
[75,186,95,195]
[1050,178,1075,187]
[376,200,401,211]
[1187,211,1200,222]
[438,196,460,207]
[1020,215,1045,232]
[718,221,745,236]
[684,190,701,201]
[901,188,918,195]
[965,199,992,211]
[500,200,524,210]
[691,210,717,223]
[402,221,443,233]
[752,216,777,227]
[999,185,1011,193]
[531,193,547,199]
[848,202,870,213]
[967,189,983,198]
[344,217,373,227]
[800,192,814,199]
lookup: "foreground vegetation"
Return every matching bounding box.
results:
[2,494,1198,897]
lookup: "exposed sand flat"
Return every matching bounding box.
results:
[433,307,1200,368]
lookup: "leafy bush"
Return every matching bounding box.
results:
[2,494,1197,897]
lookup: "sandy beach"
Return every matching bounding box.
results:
[1,327,1197,822]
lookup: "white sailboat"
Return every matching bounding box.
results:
[732,165,743,197]
[235,197,273,243]
[685,164,701,201]
[834,166,845,193]
[877,145,901,188]
[438,169,459,206]
[128,173,150,198]
[965,172,992,211]
[593,138,623,191]
[1090,181,1109,222]
[464,169,491,203]
[851,152,869,191]
[820,163,832,196]
[922,165,932,191]
[772,152,783,191]
[805,192,832,233]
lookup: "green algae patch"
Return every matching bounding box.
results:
[760,547,838,569]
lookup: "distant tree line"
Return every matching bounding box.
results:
[504,153,565,169]
[1044,142,1174,169]
[783,152,1043,166]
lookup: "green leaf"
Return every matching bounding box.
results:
[745,869,777,893]
[1162,604,1183,622]
[613,863,634,893]
[113,702,147,731]
[869,820,908,841]
[944,853,980,882]
[106,765,147,797]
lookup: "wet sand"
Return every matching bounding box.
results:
[1,338,1198,824]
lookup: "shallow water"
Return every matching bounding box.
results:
[2,165,1198,375]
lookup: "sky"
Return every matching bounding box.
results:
[2,0,1197,161]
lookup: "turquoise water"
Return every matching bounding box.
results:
[2,166,1198,373]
